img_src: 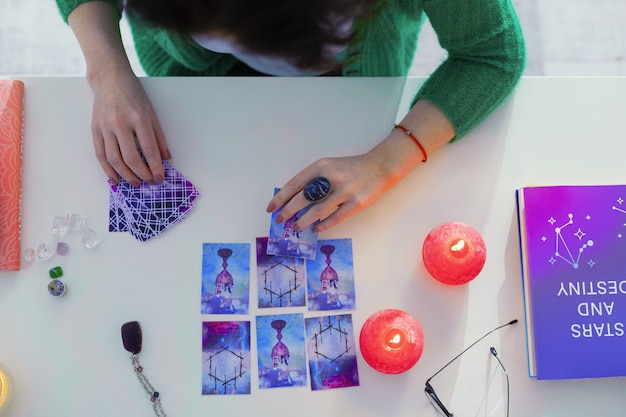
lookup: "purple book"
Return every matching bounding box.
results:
[517,185,626,380]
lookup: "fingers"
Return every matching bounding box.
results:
[269,177,342,232]
[266,172,312,214]
[93,128,123,185]
[266,154,387,232]
[90,73,168,186]
[270,189,309,224]
[93,121,165,187]
[267,172,320,225]
[134,117,165,183]
[118,129,155,181]
[310,202,355,232]
[92,115,169,187]
[273,191,356,233]
[279,193,336,229]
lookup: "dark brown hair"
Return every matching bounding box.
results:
[126,0,378,69]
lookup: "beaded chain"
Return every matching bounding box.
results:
[131,354,167,417]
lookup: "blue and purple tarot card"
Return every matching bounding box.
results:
[201,243,250,315]
[267,188,318,260]
[202,321,251,395]
[305,314,360,390]
[108,160,199,241]
[306,238,356,311]
[256,237,306,308]
[256,313,307,389]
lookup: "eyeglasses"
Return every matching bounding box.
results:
[424,319,517,417]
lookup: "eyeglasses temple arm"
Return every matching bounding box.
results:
[425,319,517,383]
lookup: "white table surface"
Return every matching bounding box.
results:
[1,76,626,416]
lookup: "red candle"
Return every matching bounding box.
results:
[359,309,424,374]
[0,362,13,415]
[422,221,486,285]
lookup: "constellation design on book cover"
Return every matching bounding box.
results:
[547,213,594,269]
[611,196,626,233]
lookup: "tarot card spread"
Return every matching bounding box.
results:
[108,160,199,241]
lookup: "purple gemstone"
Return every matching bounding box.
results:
[56,242,70,256]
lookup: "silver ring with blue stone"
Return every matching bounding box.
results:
[303,177,332,203]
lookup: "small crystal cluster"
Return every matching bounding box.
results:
[24,213,101,264]
[22,213,102,297]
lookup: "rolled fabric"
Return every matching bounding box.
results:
[0,80,24,271]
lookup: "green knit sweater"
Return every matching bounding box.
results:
[56,0,526,139]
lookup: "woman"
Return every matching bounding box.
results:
[56,0,526,232]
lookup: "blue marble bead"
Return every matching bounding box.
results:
[47,280,66,297]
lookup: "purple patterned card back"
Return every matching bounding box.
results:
[108,160,199,241]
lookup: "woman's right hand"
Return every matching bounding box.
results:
[90,65,170,186]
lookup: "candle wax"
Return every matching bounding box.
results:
[359,309,424,374]
[422,221,486,285]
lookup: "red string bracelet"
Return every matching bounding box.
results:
[394,124,427,163]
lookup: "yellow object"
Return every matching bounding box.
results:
[0,363,13,415]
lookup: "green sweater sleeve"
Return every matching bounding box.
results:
[55,0,122,24]
[414,0,526,140]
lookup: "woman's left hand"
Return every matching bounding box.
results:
[266,100,456,233]
[265,152,397,233]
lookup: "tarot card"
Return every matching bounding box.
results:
[256,313,307,389]
[256,237,306,308]
[202,321,251,395]
[267,188,318,260]
[307,239,356,311]
[108,188,130,233]
[109,181,164,241]
[108,160,199,241]
[305,314,360,390]
[201,243,250,315]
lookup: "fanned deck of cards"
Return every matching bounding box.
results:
[108,160,199,241]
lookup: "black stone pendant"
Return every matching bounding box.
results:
[121,321,143,354]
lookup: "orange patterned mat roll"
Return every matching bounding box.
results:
[0,80,24,271]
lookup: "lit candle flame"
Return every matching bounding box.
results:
[449,238,470,259]
[450,239,466,252]
[389,333,402,345]
[385,328,406,350]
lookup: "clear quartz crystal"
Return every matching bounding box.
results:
[52,216,70,236]
[68,213,86,233]
[81,228,101,249]
[23,247,36,264]
[36,242,53,260]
